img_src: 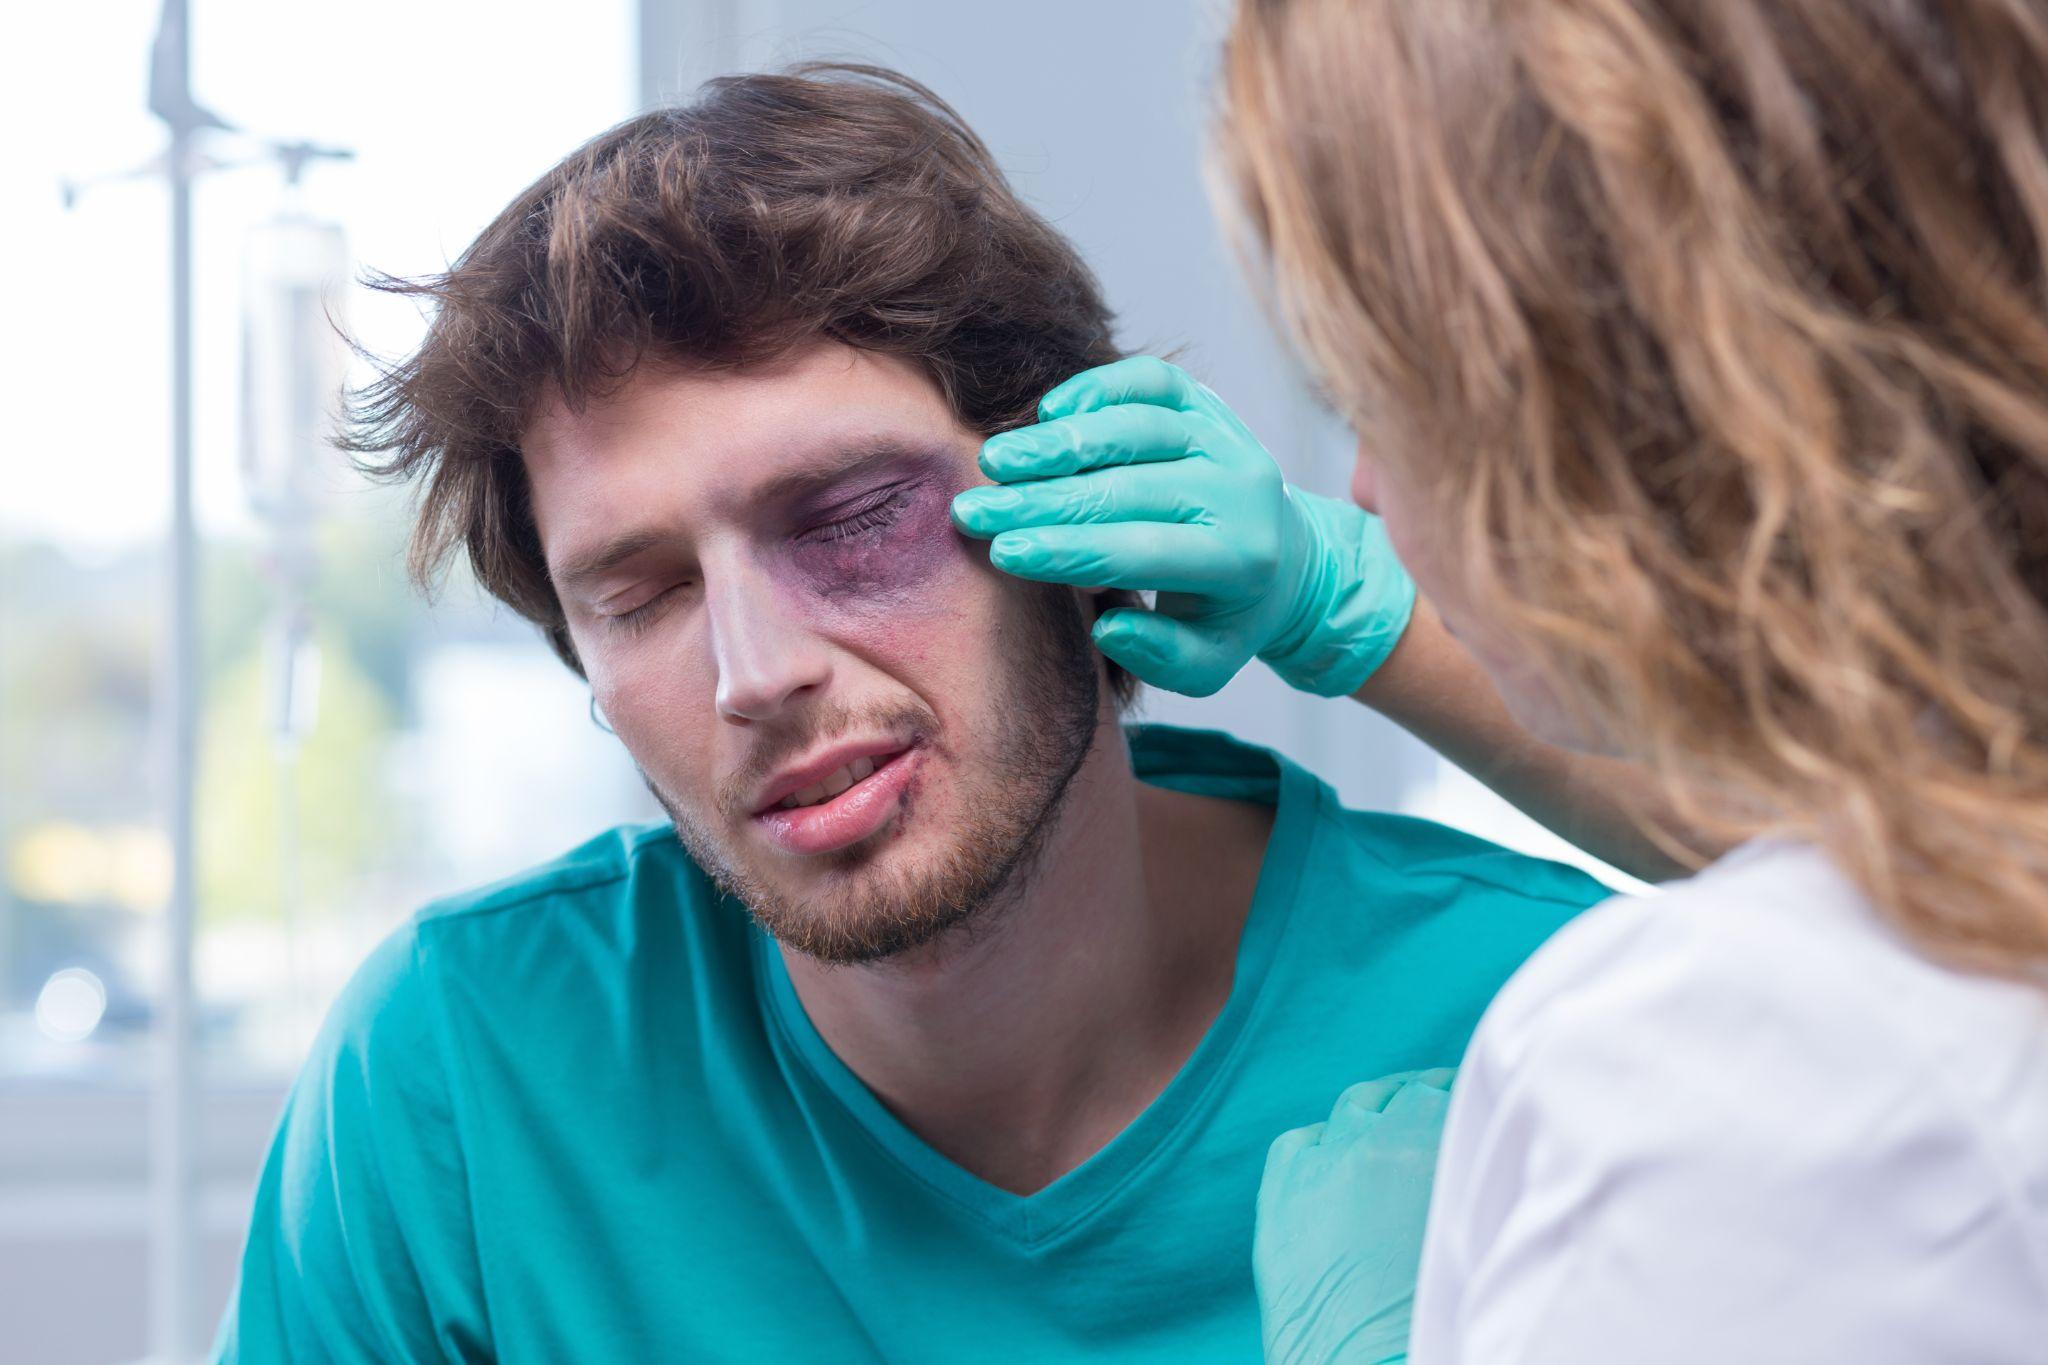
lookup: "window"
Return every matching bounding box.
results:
[2,3,644,1359]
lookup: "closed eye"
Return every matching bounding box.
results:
[599,484,918,638]
[801,487,913,544]
[605,581,691,637]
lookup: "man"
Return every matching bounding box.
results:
[213,65,1609,1362]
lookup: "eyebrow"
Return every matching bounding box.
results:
[552,527,674,598]
[548,438,951,598]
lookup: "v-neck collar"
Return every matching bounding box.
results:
[749,725,1320,1249]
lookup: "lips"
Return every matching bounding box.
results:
[752,743,923,857]
[773,754,879,810]
[751,738,913,816]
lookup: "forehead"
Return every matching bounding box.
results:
[520,342,978,552]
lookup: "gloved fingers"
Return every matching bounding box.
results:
[1264,1121,1327,1177]
[1321,1077,1406,1143]
[1038,356,1266,447]
[1321,1068,1458,1145]
[952,461,1221,538]
[1036,355,1208,421]
[1091,609,1246,697]
[981,405,1219,483]
[1378,1070,1456,1128]
[1329,1068,1457,1134]
[986,523,1246,595]
[1407,1066,1459,1095]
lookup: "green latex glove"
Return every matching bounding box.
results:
[951,357,1417,698]
[1255,1068,1457,1365]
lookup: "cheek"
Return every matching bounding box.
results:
[1349,446,1380,515]
[586,640,704,749]
[1365,468,1449,606]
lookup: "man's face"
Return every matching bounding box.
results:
[524,343,1106,963]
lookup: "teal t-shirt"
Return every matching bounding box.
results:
[213,725,1609,1363]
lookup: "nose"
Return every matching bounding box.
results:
[705,554,832,724]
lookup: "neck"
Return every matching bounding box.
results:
[780,716,1265,1194]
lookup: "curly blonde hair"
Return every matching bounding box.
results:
[1220,0,2048,977]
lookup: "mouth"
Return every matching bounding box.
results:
[751,741,923,857]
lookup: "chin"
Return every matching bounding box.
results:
[749,868,984,965]
[680,806,1029,966]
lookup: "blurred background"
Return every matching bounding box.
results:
[0,2,1623,1361]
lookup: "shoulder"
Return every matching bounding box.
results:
[275,821,719,1203]
[1465,839,2041,1082]
[1421,842,2048,1360]
[412,819,685,933]
[1129,720,1612,915]
[318,820,712,1070]
[1314,805,1615,915]
[1271,802,1616,1060]
[399,819,720,976]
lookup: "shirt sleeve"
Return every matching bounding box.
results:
[1409,892,2047,1365]
[211,921,492,1364]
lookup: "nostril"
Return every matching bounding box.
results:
[706,578,834,723]
[714,656,831,723]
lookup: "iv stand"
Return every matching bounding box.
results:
[116,4,348,1357]
[145,1,212,1353]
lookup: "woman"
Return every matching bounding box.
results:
[951,0,2048,1358]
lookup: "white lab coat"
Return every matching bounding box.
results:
[1410,839,2048,1364]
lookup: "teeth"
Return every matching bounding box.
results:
[775,757,883,812]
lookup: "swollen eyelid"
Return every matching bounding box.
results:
[806,488,914,543]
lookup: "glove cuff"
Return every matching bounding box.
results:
[1260,488,1418,697]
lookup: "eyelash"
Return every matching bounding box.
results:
[604,489,914,638]
[610,587,684,638]
[802,488,912,543]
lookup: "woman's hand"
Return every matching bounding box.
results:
[951,357,1415,698]
[1256,1069,1457,1365]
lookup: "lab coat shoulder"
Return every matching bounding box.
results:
[1413,841,2048,1365]
[213,917,491,1364]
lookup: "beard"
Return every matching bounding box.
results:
[645,583,1104,965]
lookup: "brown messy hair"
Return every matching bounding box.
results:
[1222,0,2048,977]
[342,63,1138,703]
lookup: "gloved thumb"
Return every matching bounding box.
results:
[1092,608,1243,697]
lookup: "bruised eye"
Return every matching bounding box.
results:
[801,487,913,544]
[598,483,920,640]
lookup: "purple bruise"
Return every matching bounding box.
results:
[780,471,971,608]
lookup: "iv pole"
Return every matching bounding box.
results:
[144,1,216,1354]
[125,4,348,1356]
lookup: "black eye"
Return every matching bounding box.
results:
[805,488,913,543]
